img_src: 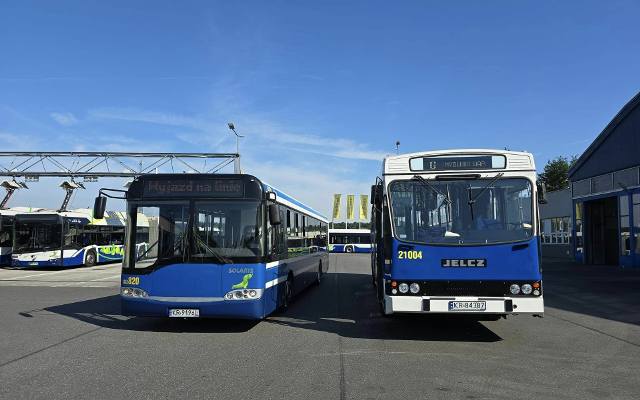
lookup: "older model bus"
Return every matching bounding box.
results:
[94,173,329,319]
[371,149,545,317]
[11,208,149,268]
[328,228,372,253]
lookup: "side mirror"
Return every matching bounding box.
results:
[269,204,281,226]
[93,196,107,219]
[537,182,548,204]
[371,184,382,206]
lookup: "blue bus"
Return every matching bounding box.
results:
[329,228,372,253]
[371,150,545,317]
[94,173,329,319]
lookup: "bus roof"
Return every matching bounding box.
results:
[383,149,535,175]
[262,182,328,223]
[11,208,149,227]
[127,173,328,223]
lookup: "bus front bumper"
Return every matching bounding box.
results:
[121,296,266,320]
[384,295,544,315]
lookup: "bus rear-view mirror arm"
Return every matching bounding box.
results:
[93,188,128,219]
[537,182,548,204]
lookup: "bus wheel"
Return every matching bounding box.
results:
[283,275,294,308]
[84,250,97,267]
[315,263,322,286]
[345,246,353,253]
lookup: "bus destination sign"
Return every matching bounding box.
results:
[411,155,505,171]
[144,179,244,197]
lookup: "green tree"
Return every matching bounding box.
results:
[538,155,578,191]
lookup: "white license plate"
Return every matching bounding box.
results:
[169,309,200,318]
[448,301,486,311]
[29,262,39,266]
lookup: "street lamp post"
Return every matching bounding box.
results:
[227,122,245,173]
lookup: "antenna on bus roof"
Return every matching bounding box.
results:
[395,141,400,155]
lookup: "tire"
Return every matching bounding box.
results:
[345,246,353,253]
[283,275,294,308]
[84,250,97,267]
[315,263,322,286]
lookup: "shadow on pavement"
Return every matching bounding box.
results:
[542,258,640,326]
[35,271,501,341]
[37,295,258,333]
[266,272,503,343]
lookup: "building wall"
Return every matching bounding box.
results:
[539,188,573,260]
[569,92,640,267]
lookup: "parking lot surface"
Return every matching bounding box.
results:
[1,255,639,400]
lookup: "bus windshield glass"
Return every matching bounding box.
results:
[128,200,263,269]
[14,220,61,252]
[389,178,533,245]
[0,216,12,248]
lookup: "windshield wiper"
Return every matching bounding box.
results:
[136,240,159,262]
[192,227,232,264]
[412,175,451,207]
[467,173,504,220]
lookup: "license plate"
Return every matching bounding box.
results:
[29,262,38,266]
[169,309,200,318]
[448,301,486,311]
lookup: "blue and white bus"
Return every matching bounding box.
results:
[329,228,372,253]
[371,150,545,317]
[11,208,149,268]
[0,207,31,265]
[94,173,329,319]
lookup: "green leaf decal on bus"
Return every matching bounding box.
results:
[231,273,253,289]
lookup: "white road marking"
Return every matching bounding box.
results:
[87,274,121,282]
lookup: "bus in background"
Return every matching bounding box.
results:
[94,173,329,320]
[0,207,34,265]
[11,208,150,268]
[371,149,545,318]
[329,228,372,253]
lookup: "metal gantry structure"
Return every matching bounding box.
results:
[0,152,240,210]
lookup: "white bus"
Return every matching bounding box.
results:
[12,208,150,268]
[328,228,372,253]
[371,149,545,317]
[0,207,34,265]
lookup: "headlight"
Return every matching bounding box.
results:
[533,289,540,296]
[509,284,520,295]
[409,283,420,294]
[224,288,263,300]
[398,283,409,293]
[521,284,533,295]
[121,287,148,298]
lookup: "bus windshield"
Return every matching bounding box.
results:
[128,200,263,269]
[389,178,533,245]
[0,216,12,248]
[14,220,62,252]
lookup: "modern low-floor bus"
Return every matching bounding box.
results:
[370,149,545,317]
[329,228,372,253]
[11,208,149,268]
[0,207,32,265]
[93,173,329,319]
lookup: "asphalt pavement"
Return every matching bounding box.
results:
[1,255,639,400]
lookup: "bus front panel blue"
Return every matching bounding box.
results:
[121,263,272,319]
[390,237,541,281]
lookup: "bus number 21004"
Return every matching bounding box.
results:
[397,250,423,260]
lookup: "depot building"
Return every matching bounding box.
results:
[569,91,640,267]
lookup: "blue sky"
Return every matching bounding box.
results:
[1,0,639,217]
